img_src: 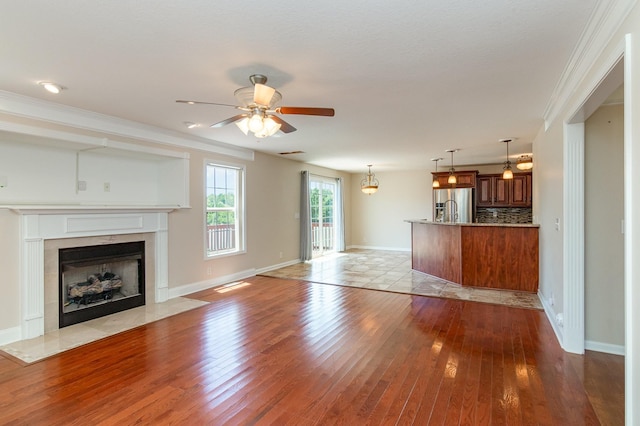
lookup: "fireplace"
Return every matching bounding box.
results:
[59,241,146,328]
[15,209,170,341]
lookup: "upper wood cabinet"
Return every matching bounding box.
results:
[431,171,477,188]
[476,172,532,207]
[510,173,532,206]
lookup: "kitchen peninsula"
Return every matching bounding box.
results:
[407,220,539,292]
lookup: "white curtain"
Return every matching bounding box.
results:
[300,171,313,261]
[335,177,345,252]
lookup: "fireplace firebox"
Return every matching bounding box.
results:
[59,241,145,328]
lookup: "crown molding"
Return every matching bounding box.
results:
[543,0,637,129]
[0,90,254,161]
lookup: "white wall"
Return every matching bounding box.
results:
[167,150,351,290]
[585,103,625,349]
[535,3,640,422]
[535,121,566,323]
[350,170,431,250]
[0,210,19,339]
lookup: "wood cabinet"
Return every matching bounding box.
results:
[410,222,539,292]
[431,170,477,188]
[476,172,532,207]
[510,173,532,206]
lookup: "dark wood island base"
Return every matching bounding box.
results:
[409,221,539,292]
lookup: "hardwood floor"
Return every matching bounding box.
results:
[0,276,619,425]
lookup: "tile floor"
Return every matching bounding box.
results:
[1,297,209,363]
[261,248,543,310]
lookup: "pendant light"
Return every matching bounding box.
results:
[446,149,458,184]
[431,157,443,188]
[516,155,533,170]
[361,164,379,195]
[501,138,514,180]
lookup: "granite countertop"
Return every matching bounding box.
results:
[405,219,539,228]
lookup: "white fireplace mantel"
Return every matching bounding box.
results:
[17,207,172,340]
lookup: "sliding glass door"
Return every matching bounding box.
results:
[310,176,336,257]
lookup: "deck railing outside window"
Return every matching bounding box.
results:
[312,222,334,252]
[207,225,236,253]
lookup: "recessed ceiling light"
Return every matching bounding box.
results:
[38,81,63,94]
[184,121,200,129]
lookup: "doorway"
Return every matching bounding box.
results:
[310,176,337,257]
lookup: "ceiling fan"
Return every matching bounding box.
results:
[176,74,335,138]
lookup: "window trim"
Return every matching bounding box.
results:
[204,159,246,259]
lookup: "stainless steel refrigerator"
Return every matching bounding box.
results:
[433,188,475,223]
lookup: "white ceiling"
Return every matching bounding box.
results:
[0,0,599,173]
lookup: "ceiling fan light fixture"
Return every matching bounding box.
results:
[254,83,276,107]
[248,113,265,133]
[181,74,333,139]
[262,116,281,136]
[235,117,250,135]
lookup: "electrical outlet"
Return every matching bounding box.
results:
[554,218,560,231]
[103,182,111,192]
[207,266,212,275]
[279,252,283,259]
[492,211,498,218]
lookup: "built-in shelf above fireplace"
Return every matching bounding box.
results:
[0,133,191,209]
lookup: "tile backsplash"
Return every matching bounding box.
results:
[476,207,532,224]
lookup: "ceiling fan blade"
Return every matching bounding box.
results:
[210,114,247,128]
[253,84,276,106]
[269,115,297,133]
[276,106,335,117]
[176,100,238,108]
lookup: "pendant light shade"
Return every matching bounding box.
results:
[446,149,458,184]
[431,157,443,188]
[361,165,379,195]
[516,155,533,170]
[501,138,514,180]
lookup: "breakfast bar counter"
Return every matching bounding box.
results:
[406,220,539,292]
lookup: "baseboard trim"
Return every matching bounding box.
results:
[347,245,410,252]
[0,326,22,346]
[585,340,625,356]
[539,291,565,350]
[256,259,301,275]
[168,268,256,299]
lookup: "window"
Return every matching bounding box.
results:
[205,162,245,257]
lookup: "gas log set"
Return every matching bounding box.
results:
[66,272,124,308]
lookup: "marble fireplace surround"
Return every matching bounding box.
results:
[17,208,171,341]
